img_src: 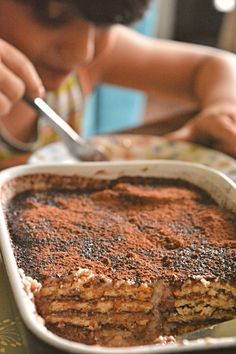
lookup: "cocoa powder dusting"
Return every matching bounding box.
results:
[6,176,236,285]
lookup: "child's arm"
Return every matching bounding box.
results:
[84,25,236,156]
[0,39,44,115]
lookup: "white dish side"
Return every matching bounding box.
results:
[0,160,236,354]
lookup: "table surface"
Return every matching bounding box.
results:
[120,106,199,136]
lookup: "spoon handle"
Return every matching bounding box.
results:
[23,95,85,145]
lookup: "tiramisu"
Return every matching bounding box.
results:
[5,175,236,347]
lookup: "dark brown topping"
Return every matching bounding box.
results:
[6,176,236,284]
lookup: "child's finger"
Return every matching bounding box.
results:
[206,115,236,144]
[212,142,236,158]
[0,91,11,115]
[164,125,194,142]
[0,39,44,98]
[0,62,25,103]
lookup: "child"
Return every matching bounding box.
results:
[0,0,236,169]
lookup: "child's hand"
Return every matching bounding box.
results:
[165,103,236,157]
[0,39,44,116]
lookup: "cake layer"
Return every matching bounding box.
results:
[44,312,152,328]
[175,297,236,312]
[38,276,154,300]
[38,299,154,315]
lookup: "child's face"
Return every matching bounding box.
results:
[0,1,96,90]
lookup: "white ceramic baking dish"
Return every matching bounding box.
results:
[0,160,236,354]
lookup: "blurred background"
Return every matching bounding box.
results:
[82,0,236,137]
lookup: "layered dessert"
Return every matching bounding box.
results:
[5,174,236,347]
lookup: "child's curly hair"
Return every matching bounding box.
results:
[20,0,151,26]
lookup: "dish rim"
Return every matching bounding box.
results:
[1,159,236,354]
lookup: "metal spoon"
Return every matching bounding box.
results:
[23,95,108,161]
[178,318,236,341]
